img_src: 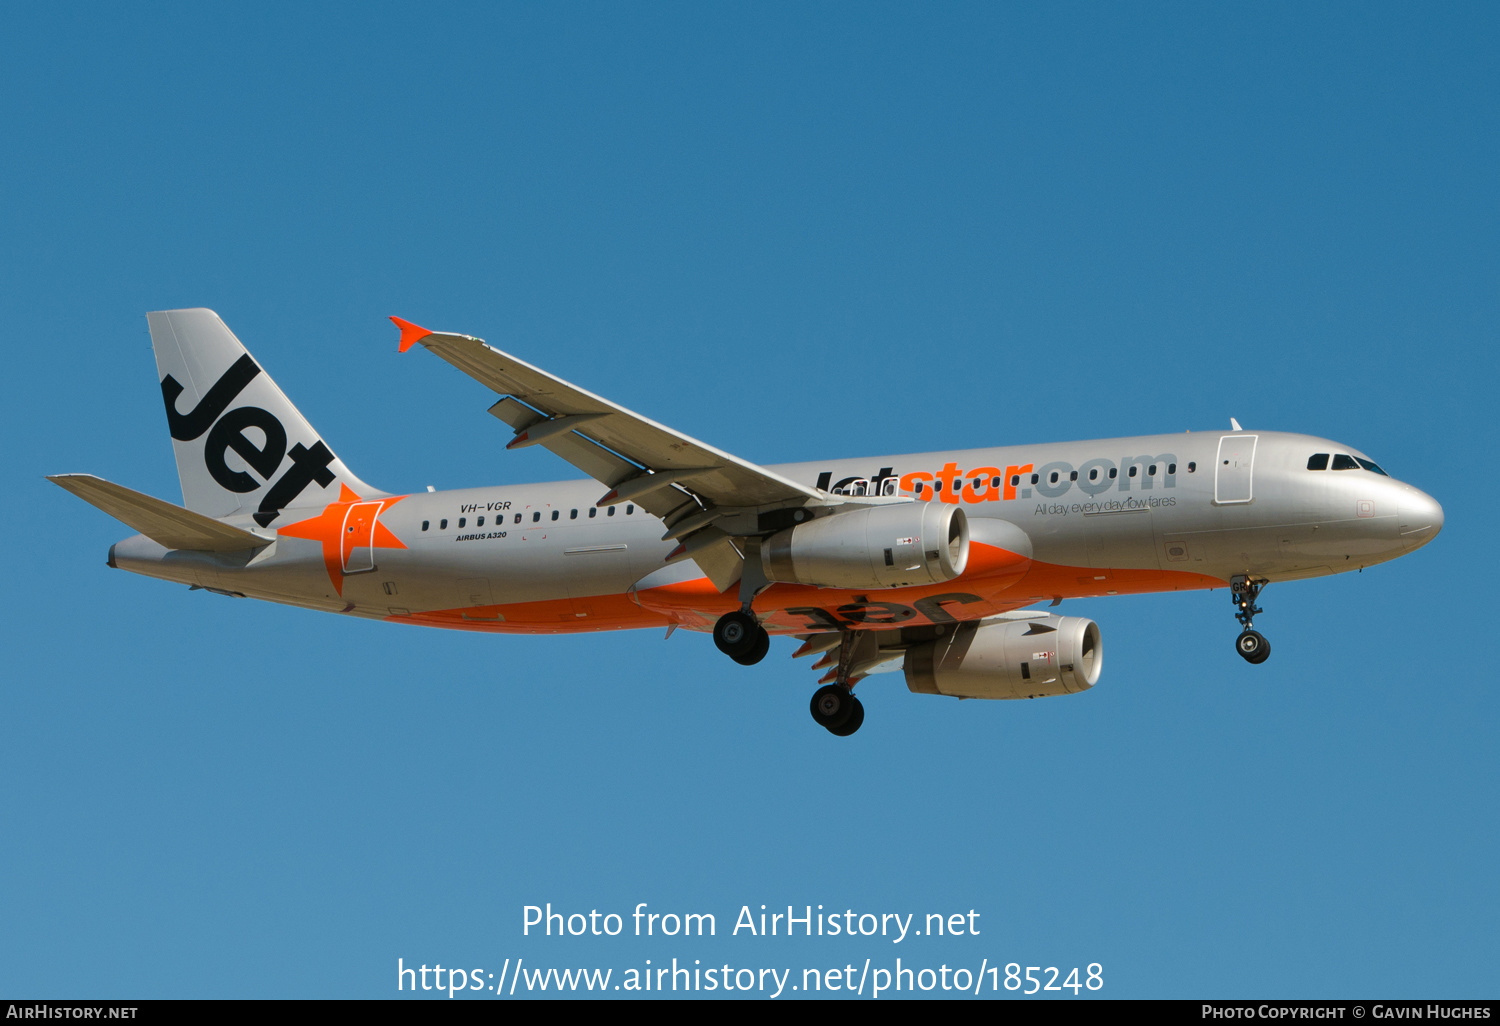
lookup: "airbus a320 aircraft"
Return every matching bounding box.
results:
[51,310,1443,736]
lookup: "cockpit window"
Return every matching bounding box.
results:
[1331,454,1360,470]
[1307,453,1329,470]
[1355,457,1389,476]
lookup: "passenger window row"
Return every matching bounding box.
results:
[998,462,1185,488]
[420,504,636,531]
[895,461,1200,496]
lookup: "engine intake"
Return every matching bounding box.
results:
[904,614,1102,699]
[762,502,968,590]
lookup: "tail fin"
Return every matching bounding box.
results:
[147,309,382,525]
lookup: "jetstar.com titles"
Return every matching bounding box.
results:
[814,455,1182,505]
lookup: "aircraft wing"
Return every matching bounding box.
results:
[391,317,827,521]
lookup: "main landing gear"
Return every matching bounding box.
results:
[713,610,867,736]
[807,630,871,736]
[713,550,773,667]
[713,609,769,666]
[1231,575,1271,664]
[811,684,864,736]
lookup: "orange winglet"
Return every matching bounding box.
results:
[390,316,432,353]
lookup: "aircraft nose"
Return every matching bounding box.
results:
[1398,488,1444,551]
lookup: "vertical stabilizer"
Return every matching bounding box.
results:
[147,308,382,524]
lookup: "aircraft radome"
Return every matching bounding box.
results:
[51,310,1444,736]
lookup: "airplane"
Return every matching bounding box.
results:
[50,309,1444,736]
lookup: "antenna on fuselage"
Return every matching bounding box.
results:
[1230,417,1243,432]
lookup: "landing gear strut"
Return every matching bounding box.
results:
[1231,576,1271,664]
[713,546,772,666]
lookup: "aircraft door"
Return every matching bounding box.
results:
[341,501,384,573]
[1214,435,1258,504]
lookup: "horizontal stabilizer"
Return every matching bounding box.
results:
[47,474,271,552]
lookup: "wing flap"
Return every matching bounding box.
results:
[48,474,270,552]
[490,394,698,520]
[542,434,696,520]
[487,396,545,432]
[675,529,744,593]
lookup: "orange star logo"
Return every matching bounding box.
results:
[277,484,408,594]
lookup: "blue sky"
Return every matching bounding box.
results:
[2,2,1495,999]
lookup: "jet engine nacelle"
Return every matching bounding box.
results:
[904,614,1102,699]
[762,502,969,590]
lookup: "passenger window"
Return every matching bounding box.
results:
[1128,466,1137,477]
[1307,454,1330,470]
[570,509,578,520]
[1089,469,1098,480]
[532,511,541,522]
[934,482,943,492]
[608,506,616,516]
[1010,475,1020,487]
[458,518,466,528]
[421,521,429,531]
[589,508,597,518]
[1069,471,1078,481]
[477,516,484,526]
[1187,462,1196,473]
[626,504,635,514]
[440,519,447,529]
[1049,471,1059,484]
[1332,454,1359,470]
[1148,465,1156,475]
[1109,468,1117,479]
[514,513,521,524]
[991,476,1001,487]
[1030,474,1039,485]
[551,510,559,520]
[1355,457,1389,477]
[1168,463,1176,475]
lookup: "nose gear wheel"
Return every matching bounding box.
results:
[1236,629,1271,664]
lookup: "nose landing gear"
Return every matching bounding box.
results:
[1231,576,1271,664]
